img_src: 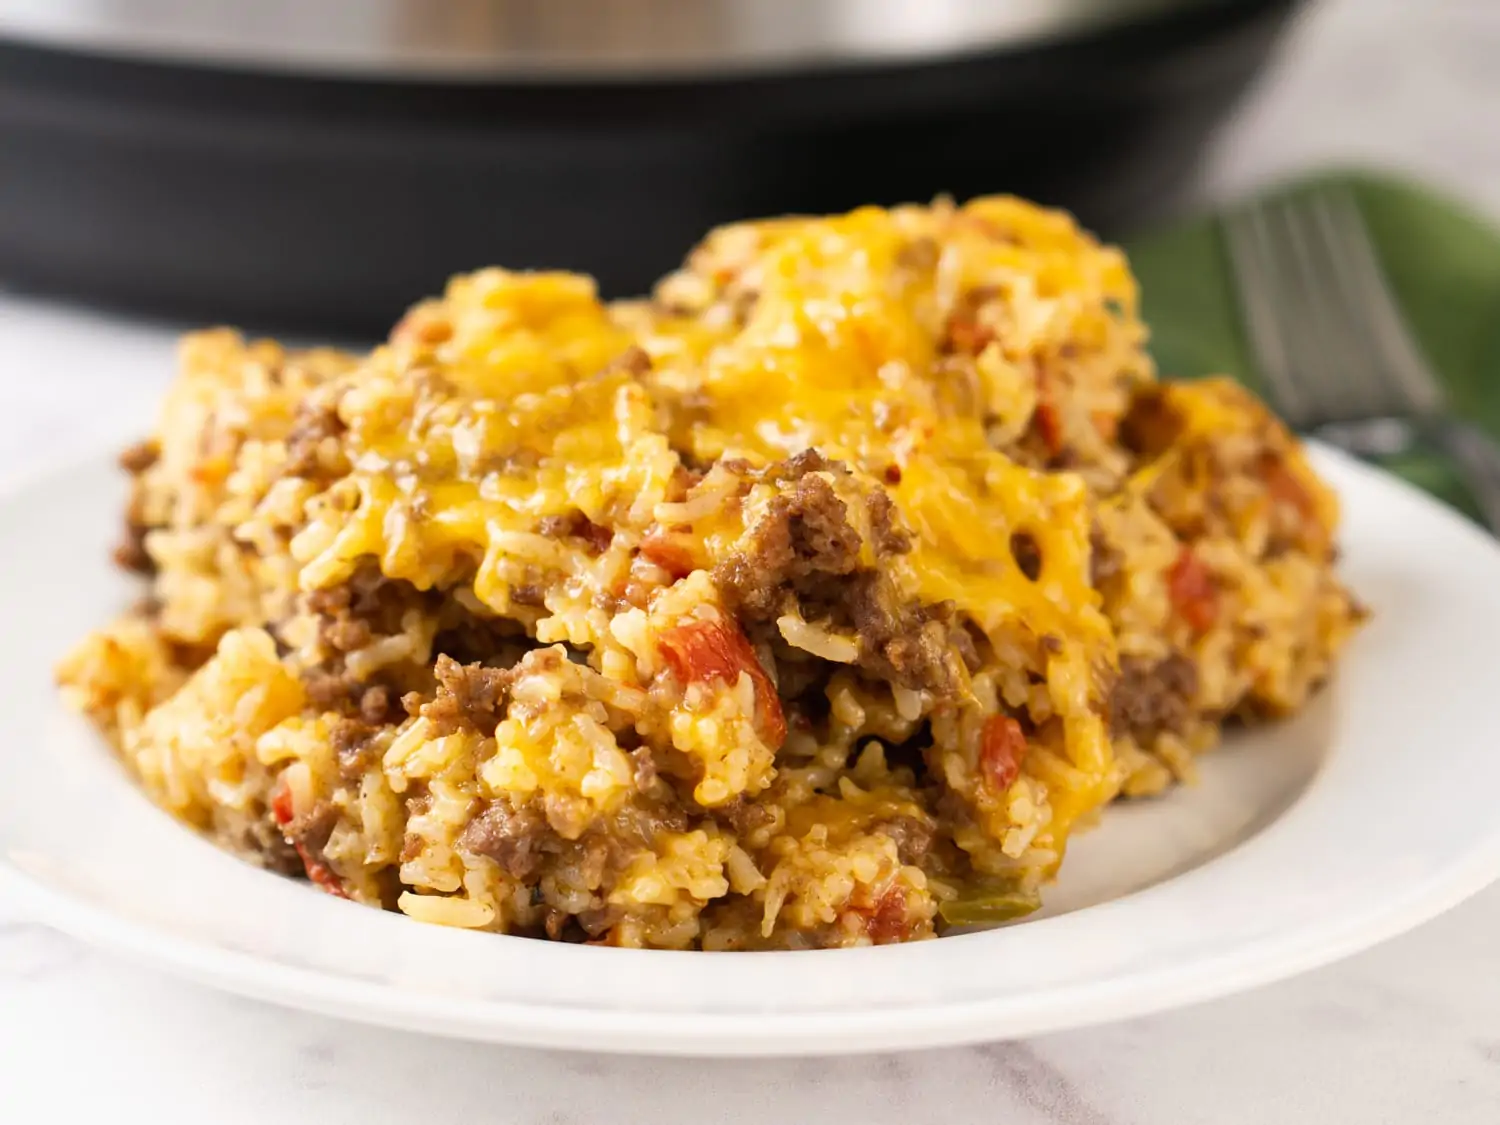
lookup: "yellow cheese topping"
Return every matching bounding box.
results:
[284,197,1148,864]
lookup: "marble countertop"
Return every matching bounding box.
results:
[4,2,1499,1121]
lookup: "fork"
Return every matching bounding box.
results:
[1222,185,1500,531]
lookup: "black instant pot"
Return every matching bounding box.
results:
[0,0,1300,335]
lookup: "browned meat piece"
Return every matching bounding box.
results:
[117,440,159,474]
[873,815,936,865]
[846,575,958,695]
[246,817,304,876]
[285,801,340,861]
[331,715,380,780]
[458,801,549,879]
[712,452,958,696]
[537,510,613,554]
[323,615,373,653]
[305,564,415,641]
[358,685,393,724]
[422,654,513,736]
[865,489,911,555]
[304,570,468,724]
[1109,653,1200,738]
[269,792,348,898]
[283,402,347,480]
[510,583,546,607]
[300,568,451,716]
[113,521,155,575]
[713,467,863,618]
[576,904,624,937]
[304,671,355,711]
[715,795,773,836]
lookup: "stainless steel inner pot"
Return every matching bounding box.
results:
[0,0,1294,332]
[0,0,1209,79]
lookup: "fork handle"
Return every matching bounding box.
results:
[1428,420,1500,534]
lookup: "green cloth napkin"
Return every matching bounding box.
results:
[1121,171,1500,520]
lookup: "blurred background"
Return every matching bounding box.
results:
[0,0,1488,339]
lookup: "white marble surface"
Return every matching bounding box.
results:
[4,1,1500,1120]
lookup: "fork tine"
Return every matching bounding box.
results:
[1290,188,1407,422]
[1312,188,1446,418]
[1225,186,1500,531]
[1227,188,1444,430]
[1261,193,1364,427]
[1230,196,1358,429]
[1270,191,1400,427]
[1223,205,1316,428]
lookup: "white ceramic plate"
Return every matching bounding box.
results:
[4,445,1500,1057]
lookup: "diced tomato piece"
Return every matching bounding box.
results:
[980,714,1028,794]
[294,843,350,899]
[1032,372,1065,457]
[271,783,294,827]
[1168,548,1218,633]
[947,315,994,355]
[865,885,910,945]
[639,529,697,580]
[1035,400,1064,456]
[658,618,754,686]
[272,779,348,898]
[659,618,787,748]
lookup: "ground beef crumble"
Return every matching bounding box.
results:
[873,815,936,866]
[865,488,911,555]
[329,703,397,780]
[846,576,958,694]
[303,671,357,712]
[298,567,443,717]
[458,801,549,880]
[712,461,863,619]
[117,440,159,474]
[715,795,774,837]
[1108,653,1200,738]
[113,521,155,575]
[306,565,417,643]
[711,452,957,696]
[283,402,347,480]
[510,582,546,607]
[538,510,614,554]
[285,801,340,861]
[113,442,160,575]
[248,818,304,876]
[421,654,513,736]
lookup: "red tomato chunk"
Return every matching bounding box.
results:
[980,714,1028,794]
[1167,548,1218,633]
[659,618,787,748]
